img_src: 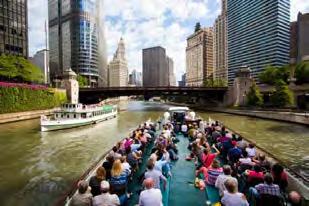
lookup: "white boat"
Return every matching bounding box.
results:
[40,103,117,132]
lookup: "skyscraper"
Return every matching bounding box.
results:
[227,0,290,85]
[30,49,50,84]
[128,69,142,86]
[186,26,214,86]
[48,0,108,87]
[213,0,227,84]
[108,38,128,87]
[142,46,169,87]
[167,57,176,86]
[0,0,28,57]
[290,12,309,63]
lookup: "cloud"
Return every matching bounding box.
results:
[28,0,308,82]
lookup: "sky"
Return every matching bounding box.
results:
[28,0,309,82]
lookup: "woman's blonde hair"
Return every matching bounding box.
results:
[111,159,123,177]
[96,166,106,180]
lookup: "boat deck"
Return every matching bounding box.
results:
[169,134,207,206]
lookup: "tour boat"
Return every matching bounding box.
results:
[40,103,117,132]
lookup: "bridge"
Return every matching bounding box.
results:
[79,86,228,104]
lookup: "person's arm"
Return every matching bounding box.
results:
[212,144,220,155]
[160,173,167,190]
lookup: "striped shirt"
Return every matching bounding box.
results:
[207,167,223,186]
[255,183,281,196]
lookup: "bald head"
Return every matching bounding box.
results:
[143,178,154,189]
[288,191,302,205]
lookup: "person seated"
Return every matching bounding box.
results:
[126,146,141,172]
[102,154,114,180]
[271,163,288,193]
[109,159,130,202]
[139,178,163,206]
[89,166,106,197]
[120,156,131,175]
[215,165,238,197]
[197,159,223,186]
[248,173,282,205]
[92,181,120,206]
[221,178,249,206]
[288,191,302,206]
[245,143,256,158]
[109,146,122,160]
[227,141,242,164]
[244,165,264,187]
[236,136,247,151]
[69,180,92,206]
[144,159,167,190]
[252,154,271,172]
[237,151,254,173]
[200,145,220,168]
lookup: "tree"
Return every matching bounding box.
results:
[259,65,290,85]
[270,80,294,107]
[195,22,201,32]
[246,83,263,107]
[77,74,88,87]
[0,54,43,83]
[295,61,309,84]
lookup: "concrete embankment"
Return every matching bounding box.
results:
[0,109,54,124]
[205,108,309,126]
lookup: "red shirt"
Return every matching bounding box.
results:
[248,170,264,183]
[202,153,217,168]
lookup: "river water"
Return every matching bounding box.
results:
[0,101,308,206]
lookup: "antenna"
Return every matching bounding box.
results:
[45,20,48,50]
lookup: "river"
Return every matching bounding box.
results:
[0,101,308,206]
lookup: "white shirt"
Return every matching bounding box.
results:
[181,124,188,132]
[246,147,256,157]
[122,162,131,174]
[215,175,238,196]
[239,157,253,165]
[221,191,249,206]
[92,193,120,206]
[139,188,163,206]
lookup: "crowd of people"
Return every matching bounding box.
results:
[68,116,304,206]
[69,121,178,206]
[184,120,303,206]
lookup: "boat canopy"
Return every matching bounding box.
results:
[168,107,189,112]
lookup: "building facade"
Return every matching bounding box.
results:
[128,69,142,86]
[178,73,186,87]
[0,0,28,57]
[48,0,108,87]
[227,0,290,85]
[143,46,169,87]
[186,26,214,86]
[108,38,128,87]
[167,57,176,86]
[30,49,50,84]
[291,12,309,62]
[213,0,227,84]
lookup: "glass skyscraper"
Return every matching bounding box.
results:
[48,0,108,87]
[0,0,28,57]
[227,0,290,85]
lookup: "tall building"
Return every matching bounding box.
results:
[167,57,176,86]
[30,49,50,84]
[128,69,142,86]
[227,0,290,85]
[142,46,169,87]
[290,12,309,63]
[48,0,108,87]
[178,73,186,87]
[213,0,228,84]
[0,0,28,57]
[108,38,128,87]
[186,26,214,86]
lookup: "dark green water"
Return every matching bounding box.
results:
[0,101,308,206]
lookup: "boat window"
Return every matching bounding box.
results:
[81,113,86,118]
[56,114,58,118]
[74,114,76,118]
[61,115,63,118]
[67,115,69,118]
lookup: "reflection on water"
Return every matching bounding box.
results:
[0,102,308,205]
